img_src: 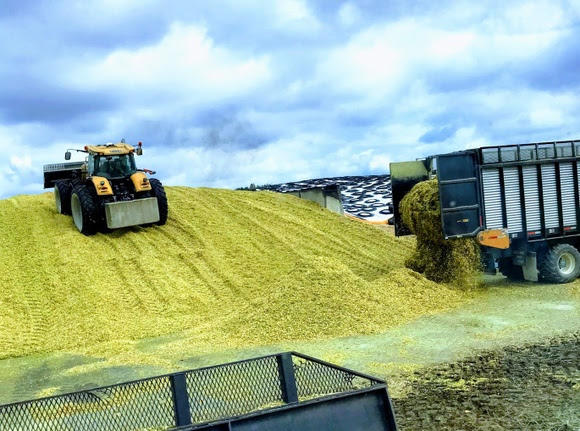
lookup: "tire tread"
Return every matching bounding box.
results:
[538,243,580,284]
[55,180,72,215]
[149,178,168,225]
[71,183,99,235]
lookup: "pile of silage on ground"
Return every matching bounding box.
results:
[226,257,460,344]
[400,179,481,288]
[0,187,469,361]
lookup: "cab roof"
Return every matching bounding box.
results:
[85,143,135,156]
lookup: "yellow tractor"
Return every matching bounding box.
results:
[43,140,168,235]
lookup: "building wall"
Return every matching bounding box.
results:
[288,187,344,215]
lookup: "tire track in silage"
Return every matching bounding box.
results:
[204,190,386,285]
[110,186,216,313]
[198,191,371,302]
[153,221,228,306]
[2,201,60,356]
[171,190,250,302]
[99,233,146,315]
[156,189,241,304]
[202,192,303,262]
[246,192,413,276]
[6,262,46,355]
[115,231,169,319]
[224,193,389,278]
[186,190,283,307]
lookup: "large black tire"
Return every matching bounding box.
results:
[497,258,524,281]
[54,180,72,215]
[149,178,168,225]
[538,243,580,284]
[70,184,99,235]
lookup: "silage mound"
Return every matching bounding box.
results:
[226,256,461,344]
[0,187,467,360]
[399,179,480,287]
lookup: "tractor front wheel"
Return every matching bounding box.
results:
[71,184,99,235]
[149,178,168,225]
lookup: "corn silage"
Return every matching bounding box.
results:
[0,187,469,362]
[399,179,481,287]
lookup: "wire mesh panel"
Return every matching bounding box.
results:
[538,144,556,159]
[292,355,378,400]
[500,146,518,162]
[481,148,500,164]
[519,144,537,161]
[185,355,284,424]
[0,376,175,431]
[0,352,384,431]
[556,142,573,157]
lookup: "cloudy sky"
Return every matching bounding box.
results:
[1,0,580,198]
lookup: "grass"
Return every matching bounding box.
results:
[0,187,469,362]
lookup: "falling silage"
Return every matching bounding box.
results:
[400,179,481,288]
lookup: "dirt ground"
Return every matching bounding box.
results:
[394,333,579,430]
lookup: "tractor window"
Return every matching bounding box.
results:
[94,154,137,179]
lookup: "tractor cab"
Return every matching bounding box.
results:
[64,142,142,180]
[90,153,137,179]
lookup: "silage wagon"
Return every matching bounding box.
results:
[391,139,580,283]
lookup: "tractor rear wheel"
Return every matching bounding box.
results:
[149,178,168,225]
[71,184,99,235]
[54,180,72,215]
[538,243,580,283]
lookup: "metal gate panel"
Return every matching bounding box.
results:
[482,169,504,229]
[0,353,396,431]
[541,164,559,229]
[559,163,576,227]
[522,166,541,231]
[503,167,523,233]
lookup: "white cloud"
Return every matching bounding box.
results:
[274,0,321,32]
[529,108,563,128]
[454,127,489,149]
[369,154,391,171]
[502,1,566,32]
[317,13,563,105]
[427,31,475,63]
[144,131,385,189]
[316,29,403,100]
[276,0,310,21]
[69,23,272,105]
[95,0,155,12]
[10,156,33,172]
[338,2,362,28]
